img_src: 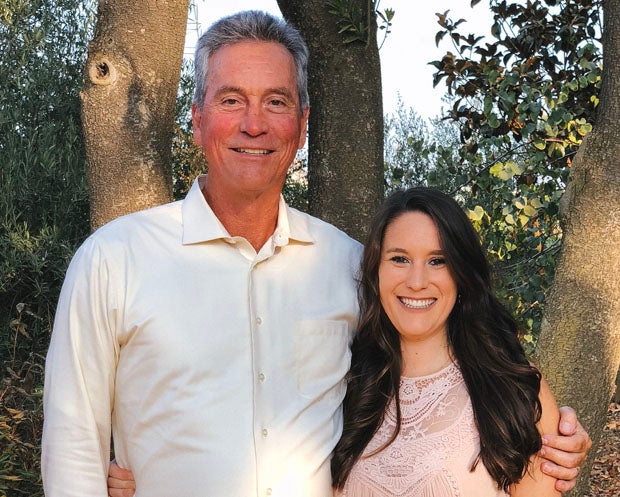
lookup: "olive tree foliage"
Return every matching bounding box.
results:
[0,1,95,494]
[384,102,459,193]
[170,58,208,200]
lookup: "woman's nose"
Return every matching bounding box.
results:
[406,263,429,290]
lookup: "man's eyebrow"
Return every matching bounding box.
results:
[268,87,295,99]
[212,86,242,97]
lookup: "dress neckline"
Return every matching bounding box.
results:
[401,360,459,382]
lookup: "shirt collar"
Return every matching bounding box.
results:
[182,174,315,246]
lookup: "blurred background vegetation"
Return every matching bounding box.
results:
[1,1,93,494]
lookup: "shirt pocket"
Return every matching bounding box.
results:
[295,320,351,398]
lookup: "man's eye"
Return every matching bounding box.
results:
[269,99,286,106]
[222,98,239,105]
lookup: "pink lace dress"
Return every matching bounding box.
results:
[336,363,508,497]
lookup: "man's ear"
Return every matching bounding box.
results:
[298,105,309,149]
[191,103,203,146]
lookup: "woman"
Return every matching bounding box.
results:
[331,187,560,496]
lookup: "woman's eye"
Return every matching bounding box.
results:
[390,256,409,264]
[429,257,446,266]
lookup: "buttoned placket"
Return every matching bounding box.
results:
[247,231,288,497]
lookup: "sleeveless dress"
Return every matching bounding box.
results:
[337,363,508,497]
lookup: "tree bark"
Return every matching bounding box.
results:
[277,0,384,242]
[534,0,620,494]
[81,0,189,230]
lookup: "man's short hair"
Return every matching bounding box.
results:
[193,10,309,112]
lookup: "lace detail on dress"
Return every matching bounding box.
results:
[338,363,507,497]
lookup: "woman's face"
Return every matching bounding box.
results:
[378,211,458,347]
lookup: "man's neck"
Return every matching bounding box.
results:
[200,178,280,252]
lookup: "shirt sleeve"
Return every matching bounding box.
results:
[42,236,120,497]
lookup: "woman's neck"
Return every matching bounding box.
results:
[400,334,453,378]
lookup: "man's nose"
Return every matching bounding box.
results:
[240,104,268,136]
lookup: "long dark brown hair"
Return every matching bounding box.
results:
[331,188,542,492]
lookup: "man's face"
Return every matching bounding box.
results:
[192,40,309,200]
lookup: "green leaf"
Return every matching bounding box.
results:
[505,71,519,85]
[547,142,566,158]
[488,113,500,129]
[507,161,523,175]
[587,71,600,83]
[487,69,499,84]
[499,90,516,105]
[577,122,593,136]
[435,30,447,46]
[489,162,504,178]
[531,197,544,209]
[483,95,493,115]
[491,22,501,38]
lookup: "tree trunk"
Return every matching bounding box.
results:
[277,0,384,242]
[534,0,620,494]
[81,0,189,230]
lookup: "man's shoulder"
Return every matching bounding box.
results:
[86,200,183,250]
[99,200,181,232]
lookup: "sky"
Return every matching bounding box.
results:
[184,1,494,120]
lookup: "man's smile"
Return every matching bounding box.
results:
[231,147,274,154]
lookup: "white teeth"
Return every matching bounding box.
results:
[399,297,435,309]
[235,148,271,154]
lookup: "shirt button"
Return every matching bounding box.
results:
[258,373,265,382]
[262,428,268,438]
[256,317,262,325]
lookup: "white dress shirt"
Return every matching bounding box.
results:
[42,175,362,497]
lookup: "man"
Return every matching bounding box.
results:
[43,11,590,497]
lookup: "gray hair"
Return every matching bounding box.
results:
[193,10,309,112]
